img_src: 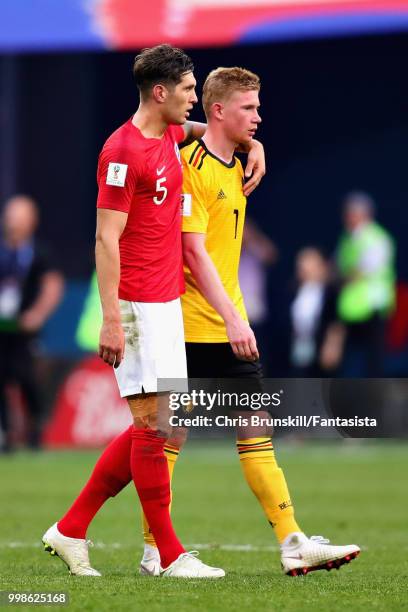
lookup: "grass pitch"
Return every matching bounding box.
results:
[0,440,407,611]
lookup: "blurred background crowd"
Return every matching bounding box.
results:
[1,0,408,450]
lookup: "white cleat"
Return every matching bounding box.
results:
[281,532,360,576]
[160,551,225,578]
[42,523,101,576]
[139,544,161,576]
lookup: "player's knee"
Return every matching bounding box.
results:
[132,415,150,429]
[128,394,157,428]
[128,392,176,438]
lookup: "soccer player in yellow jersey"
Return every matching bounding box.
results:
[141,67,360,577]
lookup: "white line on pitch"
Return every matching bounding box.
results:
[0,541,369,552]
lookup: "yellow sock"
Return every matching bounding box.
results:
[236,437,302,543]
[142,444,180,548]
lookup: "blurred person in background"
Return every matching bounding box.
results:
[336,191,396,376]
[0,195,64,451]
[75,270,101,352]
[239,218,277,376]
[290,247,343,377]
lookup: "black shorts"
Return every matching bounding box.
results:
[186,342,263,389]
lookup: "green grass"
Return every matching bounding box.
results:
[0,440,407,611]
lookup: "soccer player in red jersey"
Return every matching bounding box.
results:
[42,45,265,578]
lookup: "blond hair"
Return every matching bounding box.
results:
[202,67,260,118]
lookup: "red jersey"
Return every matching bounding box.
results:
[97,118,185,302]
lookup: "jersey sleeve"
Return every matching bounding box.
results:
[181,156,210,234]
[96,145,139,213]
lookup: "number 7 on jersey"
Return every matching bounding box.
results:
[233,209,239,239]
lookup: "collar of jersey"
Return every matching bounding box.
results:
[198,139,236,169]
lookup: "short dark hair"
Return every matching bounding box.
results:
[133,44,194,98]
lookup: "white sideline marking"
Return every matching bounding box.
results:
[1,541,369,552]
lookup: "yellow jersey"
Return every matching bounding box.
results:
[181,139,248,342]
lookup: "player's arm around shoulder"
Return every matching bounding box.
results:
[239,139,266,196]
[181,122,265,196]
[95,208,128,367]
[181,121,207,147]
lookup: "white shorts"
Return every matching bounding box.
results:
[114,298,188,397]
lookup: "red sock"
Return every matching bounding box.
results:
[58,426,133,539]
[131,427,185,568]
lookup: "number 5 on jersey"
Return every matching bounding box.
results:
[153,176,168,205]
